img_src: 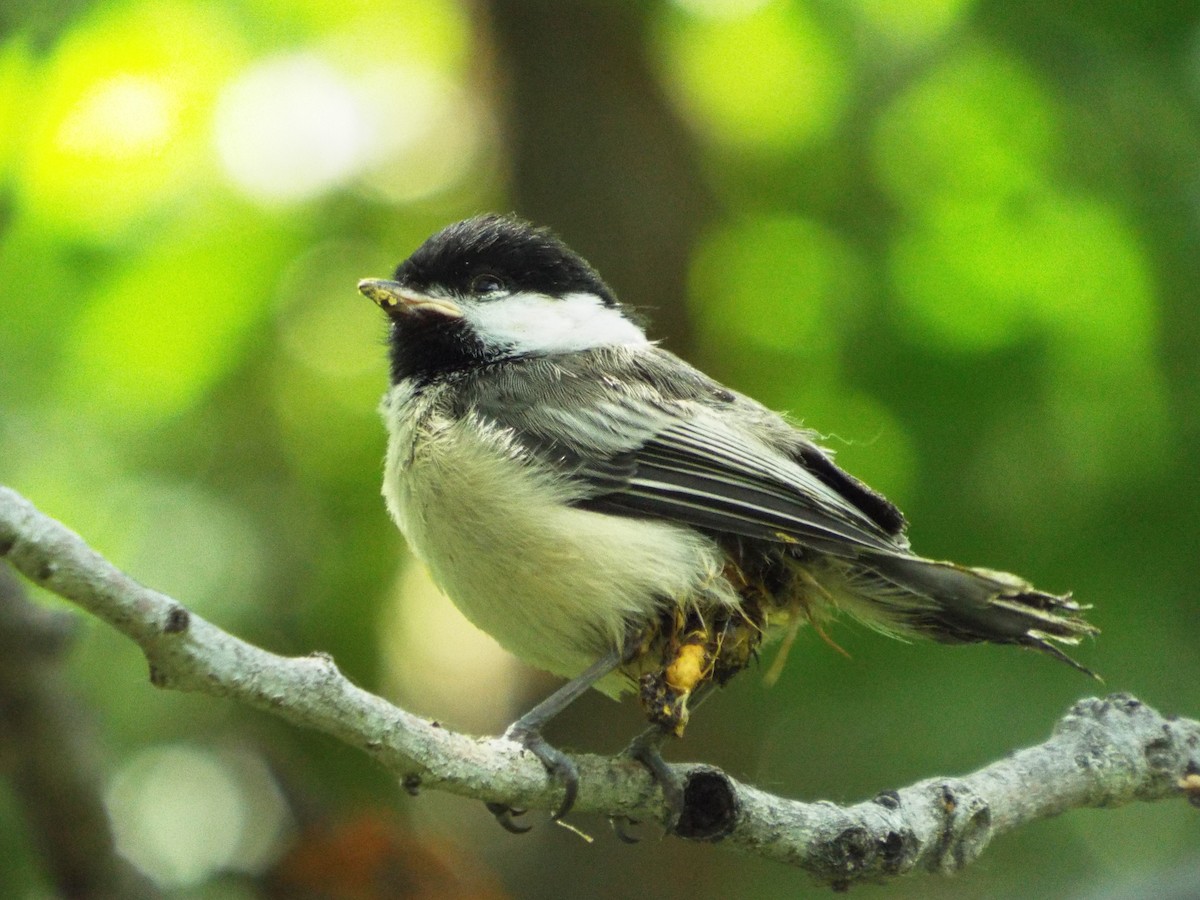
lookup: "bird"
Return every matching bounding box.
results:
[358,213,1097,830]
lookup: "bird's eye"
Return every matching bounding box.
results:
[471,274,505,295]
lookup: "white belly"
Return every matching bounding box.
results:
[380,386,738,690]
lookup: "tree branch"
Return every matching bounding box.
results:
[1,485,1196,886]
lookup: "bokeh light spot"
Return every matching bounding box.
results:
[381,561,522,735]
[690,215,864,359]
[854,0,976,47]
[889,192,1155,356]
[669,0,773,20]
[56,74,175,159]
[107,480,267,622]
[215,54,368,203]
[873,48,1057,213]
[355,66,486,204]
[107,745,247,887]
[18,1,244,237]
[214,51,480,205]
[656,2,847,152]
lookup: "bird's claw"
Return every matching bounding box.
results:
[490,726,580,829]
[548,762,579,820]
[609,816,642,844]
[485,801,532,834]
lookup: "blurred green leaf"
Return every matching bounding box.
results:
[854,0,977,47]
[16,1,246,239]
[874,47,1058,213]
[0,36,34,181]
[690,214,864,358]
[655,1,847,153]
[60,216,291,427]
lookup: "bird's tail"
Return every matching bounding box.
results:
[827,551,1100,677]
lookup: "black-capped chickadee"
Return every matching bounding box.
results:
[359,214,1096,828]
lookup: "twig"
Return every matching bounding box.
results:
[1,485,1195,886]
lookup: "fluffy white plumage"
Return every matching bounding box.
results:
[380,379,739,696]
[463,289,649,356]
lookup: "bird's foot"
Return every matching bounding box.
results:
[484,724,579,832]
[609,725,684,841]
[481,647,628,832]
[485,801,531,834]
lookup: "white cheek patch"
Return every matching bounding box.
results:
[466,291,648,355]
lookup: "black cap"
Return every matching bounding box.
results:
[395,214,619,306]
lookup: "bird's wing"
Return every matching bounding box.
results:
[459,347,907,557]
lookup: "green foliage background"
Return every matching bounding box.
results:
[1,0,1197,897]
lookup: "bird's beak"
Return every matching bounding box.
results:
[357,279,464,319]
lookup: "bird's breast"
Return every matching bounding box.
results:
[378,384,742,690]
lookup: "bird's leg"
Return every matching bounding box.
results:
[612,683,717,841]
[612,724,682,842]
[489,646,626,830]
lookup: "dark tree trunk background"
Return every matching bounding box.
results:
[472,3,725,894]
[483,0,711,350]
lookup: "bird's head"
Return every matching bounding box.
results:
[359,214,647,384]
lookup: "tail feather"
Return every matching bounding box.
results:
[829,551,1099,678]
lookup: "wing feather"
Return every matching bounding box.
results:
[579,421,900,554]
[455,347,908,556]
